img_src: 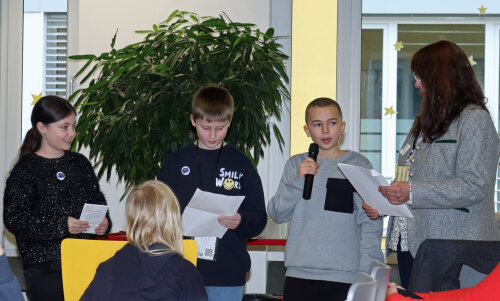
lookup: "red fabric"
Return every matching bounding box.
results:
[387,263,500,301]
[247,239,286,246]
[104,232,287,246]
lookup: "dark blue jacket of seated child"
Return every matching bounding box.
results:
[81,243,207,301]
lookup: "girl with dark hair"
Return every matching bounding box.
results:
[3,95,111,301]
[363,40,499,288]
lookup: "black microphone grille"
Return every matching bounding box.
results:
[309,143,319,153]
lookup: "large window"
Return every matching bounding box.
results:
[22,0,67,138]
[361,14,500,211]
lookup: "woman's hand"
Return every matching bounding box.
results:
[379,182,410,205]
[95,218,109,235]
[298,157,320,178]
[218,213,241,229]
[362,202,380,220]
[68,217,90,234]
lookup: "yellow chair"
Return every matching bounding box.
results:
[61,238,197,301]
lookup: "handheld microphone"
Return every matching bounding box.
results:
[303,143,319,200]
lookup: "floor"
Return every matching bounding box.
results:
[9,255,402,297]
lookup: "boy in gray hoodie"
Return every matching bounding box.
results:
[268,97,383,301]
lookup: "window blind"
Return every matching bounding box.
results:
[44,13,67,97]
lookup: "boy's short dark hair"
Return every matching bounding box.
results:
[305,97,343,123]
[192,86,234,122]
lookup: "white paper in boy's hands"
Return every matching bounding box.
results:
[182,188,245,238]
[79,203,108,234]
[337,163,414,218]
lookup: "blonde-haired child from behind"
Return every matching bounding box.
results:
[126,180,183,256]
[81,180,208,301]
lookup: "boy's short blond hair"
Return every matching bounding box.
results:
[305,97,343,123]
[126,180,183,256]
[191,85,234,122]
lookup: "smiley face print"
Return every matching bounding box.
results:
[223,178,235,190]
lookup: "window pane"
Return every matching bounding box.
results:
[360,29,383,172]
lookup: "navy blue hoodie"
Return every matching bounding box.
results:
[158,143,267,286]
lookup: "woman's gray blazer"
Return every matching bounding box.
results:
[386,105,500,257]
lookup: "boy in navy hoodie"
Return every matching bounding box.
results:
[158,85,267,301]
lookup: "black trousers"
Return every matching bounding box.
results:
[24,261,64,301]
[397,240,414,290]
[283,276,351,301]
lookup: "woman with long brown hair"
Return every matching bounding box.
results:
[364,40,499,288]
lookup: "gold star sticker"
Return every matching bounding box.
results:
[468,55,477,66]
[384,106,397,117]
[393,41,404,51]
[31,92,42,105]
[478,5,487,15]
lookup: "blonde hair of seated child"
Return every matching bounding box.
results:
[126,180,183,256]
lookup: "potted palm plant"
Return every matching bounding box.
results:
[69,10,289,191]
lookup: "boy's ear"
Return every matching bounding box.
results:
[341,121,346,134]
[303,124,311,137]
[190,114,196,127]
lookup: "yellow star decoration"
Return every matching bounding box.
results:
[393,41,404,51]
[468,55,477,66]
[31,92,42,105]
[478,5,487,15]
[384,106,397,117]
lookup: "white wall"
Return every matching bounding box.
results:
[67,0,275,232]
[72,0,271,55]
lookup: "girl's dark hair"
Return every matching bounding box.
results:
[18,95,76,162]
[410,40,487,142]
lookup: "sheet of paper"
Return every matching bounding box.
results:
[337,163,414,218]
[182,189,245,238]
[79,203,108,234]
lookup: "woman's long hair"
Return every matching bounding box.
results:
[410,40,488,142]
[18,95,76,162]
[126,180,184,256]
